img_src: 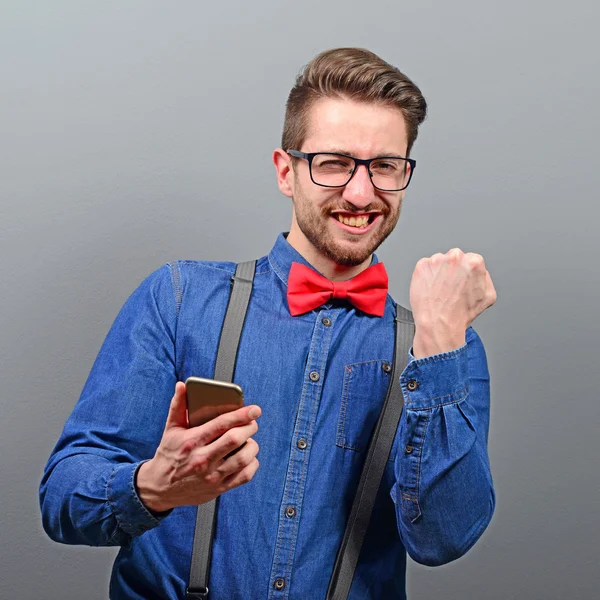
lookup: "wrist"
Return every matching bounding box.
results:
[135,460,172,514]
[412,322,466,359]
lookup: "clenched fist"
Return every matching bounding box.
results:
[409,248,497,358]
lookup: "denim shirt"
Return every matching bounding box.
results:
[40,232,495,600]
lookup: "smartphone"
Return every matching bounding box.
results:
[185,376,245,428]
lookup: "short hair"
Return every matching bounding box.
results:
[282,47,428,157]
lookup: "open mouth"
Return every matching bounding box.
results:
[330,212,381,234]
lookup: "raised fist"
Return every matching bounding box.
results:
[409,248,497,356]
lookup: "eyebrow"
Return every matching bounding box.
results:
[320,148,406,159]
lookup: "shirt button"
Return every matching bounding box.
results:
[297,438,308,450]
[407,379,419,391]
[382,363,391,373]
[285,506,296,518]
[309,371,320,382]
[322,317,332,327]
[274,578,285,590]
[405,445,414,454]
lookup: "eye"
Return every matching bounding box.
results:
[314,156,354,171]
[322,160,349,167]
[371,160,399,172]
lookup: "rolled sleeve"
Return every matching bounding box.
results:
[393,327,495,566]
[402,342,470,410]
[107,461,169,539]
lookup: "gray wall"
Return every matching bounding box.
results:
[2,1,599,598]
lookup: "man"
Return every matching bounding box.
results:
[40,47,496,599]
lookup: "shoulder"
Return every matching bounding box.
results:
[166,259,236,292]
[167,256,271,286]
[152,256,270,311]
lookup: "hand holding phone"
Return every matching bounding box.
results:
[136,381,261,513]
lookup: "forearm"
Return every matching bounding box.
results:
[40,453,161,547]
[39,264,179,547]
[393,327,495,565]
[394,408,495,565]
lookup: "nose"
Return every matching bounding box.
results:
[342,164,376,209]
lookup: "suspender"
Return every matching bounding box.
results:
[326,304,414,600]
[186,261,257,600]
[186,261,415,600]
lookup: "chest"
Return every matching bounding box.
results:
[178,290,398,466]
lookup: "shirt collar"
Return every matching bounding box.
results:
[268,232,380,288]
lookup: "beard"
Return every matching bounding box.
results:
[292,182,402,267]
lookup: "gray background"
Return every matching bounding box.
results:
[1,1,598,598]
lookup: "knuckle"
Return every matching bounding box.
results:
[447,247,463,260]
[239,470,252,484]
[211,418,231,439]
[192,453,210,474]
[225,429,243,448]
[180,438,197,455]
[248,438,259,453]
[465,252,484,266]
[204,471,221,486]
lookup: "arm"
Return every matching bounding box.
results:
[393,325,495,565]
[39,262,262,547]
[39,264,179,546]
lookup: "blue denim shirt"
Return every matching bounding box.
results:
[40,232,495,600]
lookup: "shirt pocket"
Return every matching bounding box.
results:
[336,359,396,460]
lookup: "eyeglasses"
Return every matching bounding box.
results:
[287,149,416,192]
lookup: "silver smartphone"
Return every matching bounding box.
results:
[185,376,245,428]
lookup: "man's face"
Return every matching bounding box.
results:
[284,98,410,267]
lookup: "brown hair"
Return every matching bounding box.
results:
[282,47,427,157]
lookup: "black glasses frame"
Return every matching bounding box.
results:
[287,149,416,192]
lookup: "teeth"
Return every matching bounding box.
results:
[337,215,369,228]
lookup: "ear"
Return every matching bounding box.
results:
[273,148,294,198]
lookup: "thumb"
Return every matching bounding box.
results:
[485,270,498,307]
[164,381,188,431]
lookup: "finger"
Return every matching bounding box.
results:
[485,270,498,305]
[192,404,261,446]
[221,458,260,491]
[206,421,258,465]
[464,252,485,271]
[429,253,445,271]
[414,256,428,270]
[164,381,189,431]
[446,248,463,261]
[217,438,259,477]
[201,420,259,465]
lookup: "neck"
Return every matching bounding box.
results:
[286,230,373,282]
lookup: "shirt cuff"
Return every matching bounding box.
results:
[106,460,171,538]
[401,342,469,410]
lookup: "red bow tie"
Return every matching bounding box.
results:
[287,262,388,317]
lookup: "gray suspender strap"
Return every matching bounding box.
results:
[326,303,415,600]
[186,260,257,600]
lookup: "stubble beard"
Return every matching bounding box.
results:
[292,183,402,267]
